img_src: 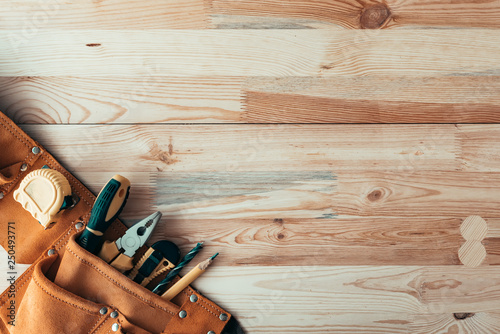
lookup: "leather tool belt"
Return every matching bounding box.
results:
[0,111,234,334]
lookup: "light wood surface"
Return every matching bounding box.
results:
[1,0,500,333]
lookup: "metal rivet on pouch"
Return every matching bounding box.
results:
[110,311,118,318]
[111,323,119,332]
[32,147,41,154]
[75,222,84,230]
[208,331,215,334]
[47,249,56,256]
[179,310,187,319]
[20,163,28,172]
[219,313,228,321]
[99,307,108,315]
[0,192,4,200]
[190,294,198,303]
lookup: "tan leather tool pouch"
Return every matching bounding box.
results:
[0,112,231,334]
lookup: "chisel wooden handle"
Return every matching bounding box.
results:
[78,175,130,254]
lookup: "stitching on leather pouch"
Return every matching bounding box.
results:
[32,274,96,314]
[0,221,77,308]
[0,266,34,309]
[0,153,28,193]
[0,113,35,193]
[1,154,32,194]
[66,247,175,315]
[54,225,75,250]
[181,290,219,317]
[89,314,107,334]
[0,113,32,149]
[186,288,223,314]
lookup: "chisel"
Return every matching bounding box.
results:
[78,175,131,254]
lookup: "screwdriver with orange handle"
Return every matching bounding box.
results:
[78,175,131,254]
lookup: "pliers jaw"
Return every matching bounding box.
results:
[116,211,162,257]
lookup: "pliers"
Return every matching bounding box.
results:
[98,211,161,272]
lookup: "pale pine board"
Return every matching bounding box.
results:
[1,0,209,29]
[184,266,500,332]
[194,266,500,314]
[2,0,500,29]
[2,76,500,123]
[210,0,500,29]
[19,124,459,172]
[1,29,500,77]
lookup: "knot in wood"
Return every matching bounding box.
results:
[360,3,391,29]
[367,188,385,202]
[453,313,475,320]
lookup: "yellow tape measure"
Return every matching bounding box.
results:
[14,169,72,229]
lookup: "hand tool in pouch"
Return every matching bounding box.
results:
[14,168,78,229]
[98,211,161,272]
[161,253,218,300]
[128,240,181,287]
[78,175,130,254]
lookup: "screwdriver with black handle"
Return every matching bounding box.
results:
[78,175,131,254]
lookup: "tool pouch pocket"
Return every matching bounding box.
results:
[0,111,232,334]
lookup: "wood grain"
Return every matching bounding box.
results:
[1,29,499,77]
[243,76,500,123]
[408,312,500,334]
[0,77,243,123]
[3,76,500,124]
[146,217,500,266]
[3,0,500,31]
[210,0,500,29]
[18,124,459,172]
[0,0,209,29]
[192,266,500,315]
[458,125,500,172]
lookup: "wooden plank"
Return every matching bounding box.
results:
[210,0,500,29]
[0,0,208,30]
[1,29,499,76]
[458,125,500,172]
[3,0,500,31]
[238,312,412,333]
[14,125,500,220]
[243,76,500,123]
[146,217,500,266]
[4,76,500,124]
[408,312,500,334]
[0,77,243,124]
[18,124,459,172]
[148,170,500,219]
[190,266,500,314]
[234,312,500,333]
